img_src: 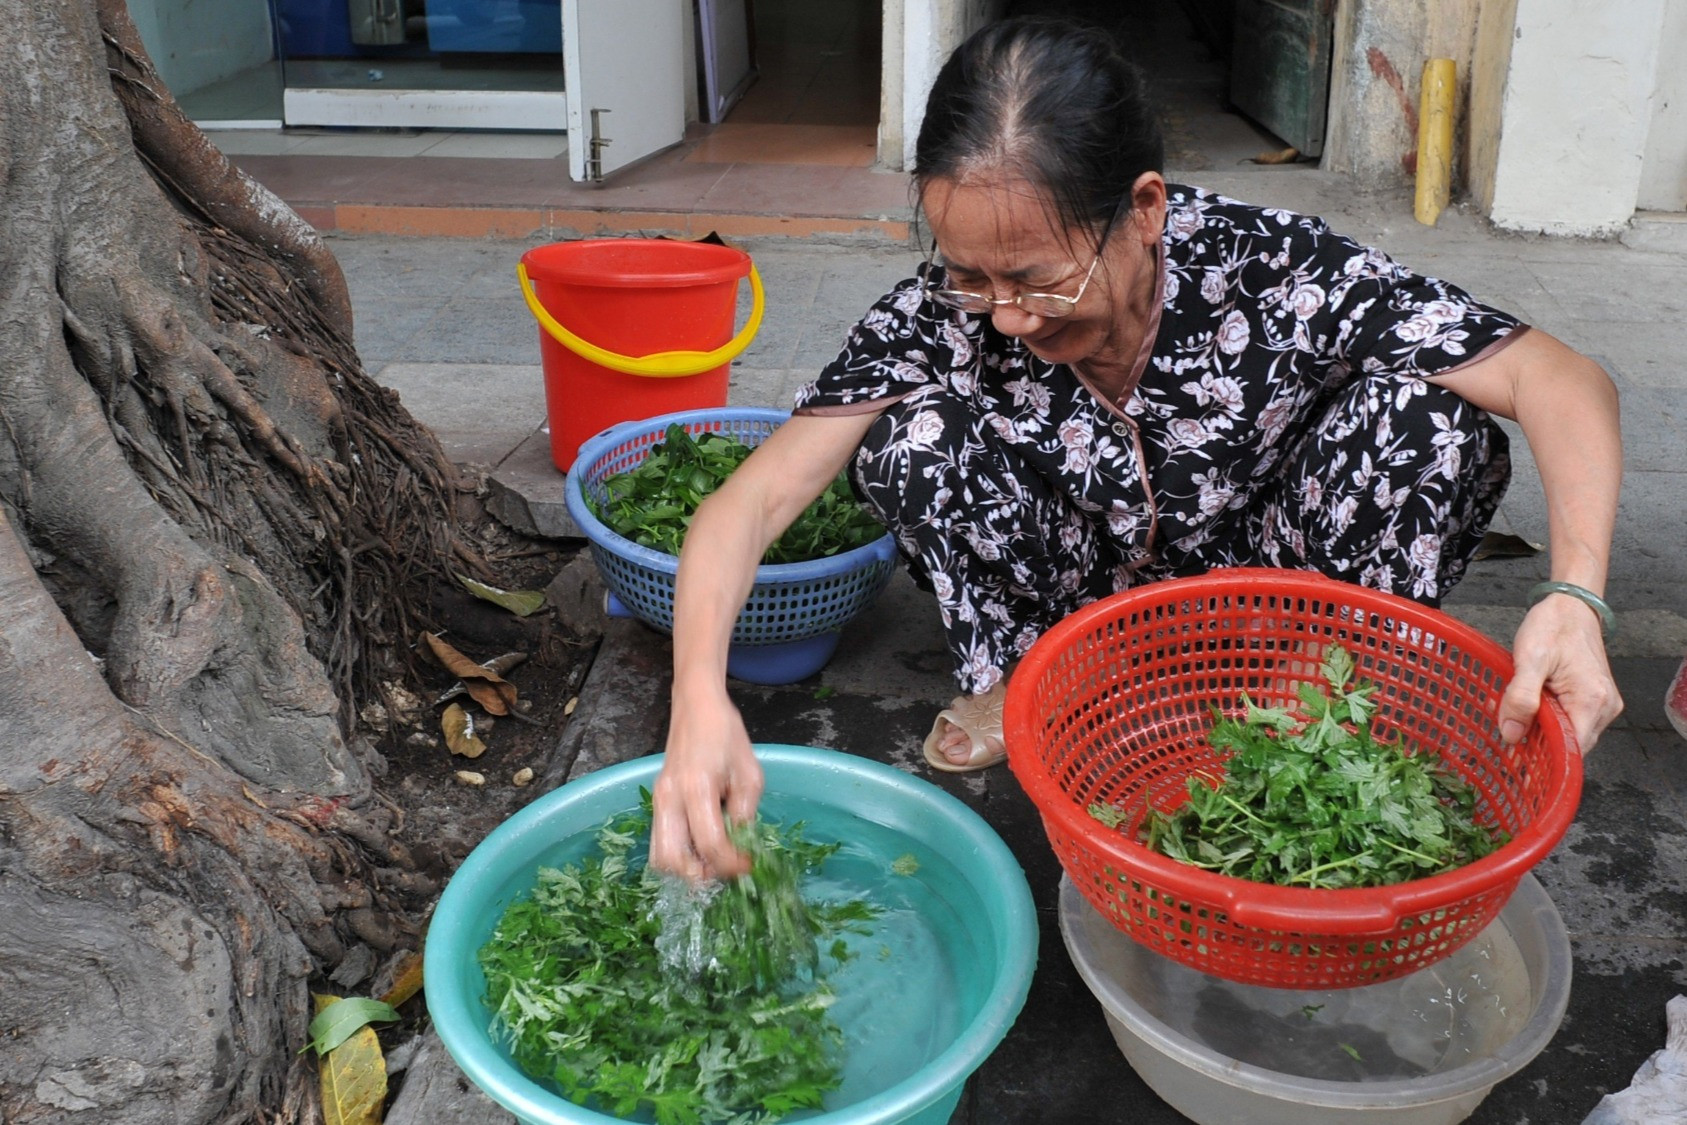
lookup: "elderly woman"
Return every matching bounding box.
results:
[651,17,1624,881]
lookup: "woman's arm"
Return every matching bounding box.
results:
[1426,328,1625,751]
[650,410,884,880]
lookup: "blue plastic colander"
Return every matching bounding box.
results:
[564,408,897,684]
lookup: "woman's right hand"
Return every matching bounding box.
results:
[648,411,879,882]
[650,686,764,882]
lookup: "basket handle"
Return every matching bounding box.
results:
[1225,895,1401,933]
[518,261,765,378]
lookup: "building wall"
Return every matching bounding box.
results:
[1326,0,1682,231]
[1466,0,1518,215]
[880,0,1005,173]
[879,1,906,169]
[1323,0,1486,190]
[130,0,273,98]
[1487,0,1669,235]
[1637,0,1687,211]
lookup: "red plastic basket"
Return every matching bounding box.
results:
[1004,568,1582,990]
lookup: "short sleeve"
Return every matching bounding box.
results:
[793,266,960,412]
[1236,214,1525,385]
[1328,243,1524,379]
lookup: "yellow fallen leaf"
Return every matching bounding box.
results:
[442,704,486,758]
[378,952,424,1010]
[456,574,548,617]
[314,994,387,1125]
[1251,145,1301,164]
[1474,531,1543,560]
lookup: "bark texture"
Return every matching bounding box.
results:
[0,2,478,1119]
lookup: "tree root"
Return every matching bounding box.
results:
[0,4,494,1119]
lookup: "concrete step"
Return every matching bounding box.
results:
[1621,210,1687,253]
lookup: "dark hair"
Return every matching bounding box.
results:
[913,16,1164,242]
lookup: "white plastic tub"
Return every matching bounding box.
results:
[1059,874,1572,1125]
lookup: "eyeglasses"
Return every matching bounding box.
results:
[926,251,1102,319]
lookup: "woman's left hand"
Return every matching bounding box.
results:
[1497,594,1624,753]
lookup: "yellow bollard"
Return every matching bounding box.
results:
[1415,58,1458,226]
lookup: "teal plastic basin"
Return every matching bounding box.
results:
[424,745,1039,1125]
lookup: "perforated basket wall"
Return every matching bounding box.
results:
[1004,569,1582,991]
[564,408,897,645]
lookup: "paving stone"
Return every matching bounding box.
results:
[373,363,545,468]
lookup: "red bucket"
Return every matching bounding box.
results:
[518,238,764,471]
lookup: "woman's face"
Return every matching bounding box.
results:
[921,174,1163,370]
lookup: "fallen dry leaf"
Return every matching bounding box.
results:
[433,652,528,708]
[314,994,387,1125]
[1474,531,1544,560]
[382,680,425,726]
[378,952,424,1010]
[358,701,390,733]
[467,681,516,715]
[422,633,519,715]
[441,704,486,759]
[456,574,548,617]
[1251,145,1301,164]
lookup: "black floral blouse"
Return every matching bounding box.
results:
[794,184,1524,693]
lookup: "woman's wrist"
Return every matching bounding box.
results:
[1527,580,1616,638]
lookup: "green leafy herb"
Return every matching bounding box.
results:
[659,818,877,996]
[1087,802,1129,830]
[476,800,878,1124]
[1301,1004,1325,1020]
[1095,644,1508,889]
[588,424,884,563]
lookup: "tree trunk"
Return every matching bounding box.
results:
[0,2,479,1119]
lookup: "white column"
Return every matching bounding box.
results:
[1489,0,1669,235]
[1637,0,1687,212]
[899,0,1005,173]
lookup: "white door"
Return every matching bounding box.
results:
[563,0,688,181]
[699,0,755,123]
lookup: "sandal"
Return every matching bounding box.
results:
[921,683,1007,773]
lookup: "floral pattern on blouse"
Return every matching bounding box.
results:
[793,185,1522,692]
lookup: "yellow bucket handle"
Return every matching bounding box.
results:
[518,260,764,378]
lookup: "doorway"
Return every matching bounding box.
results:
[1006,0,1292,172]
[688,0,882,169]
[709,0,1290,176]
[732,0,879,127]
